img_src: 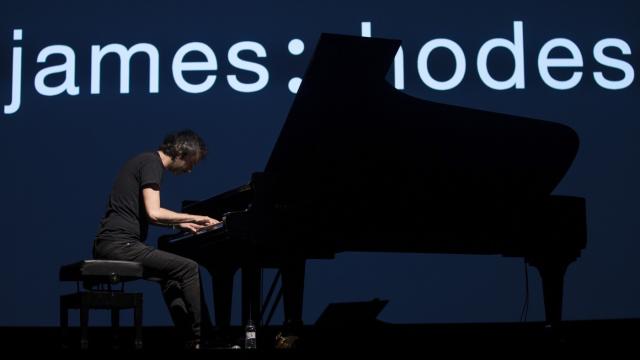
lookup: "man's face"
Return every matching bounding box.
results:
[168,153,201,175]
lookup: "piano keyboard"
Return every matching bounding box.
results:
[165,222,225,244]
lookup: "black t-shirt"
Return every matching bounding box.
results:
[96,152,164,242]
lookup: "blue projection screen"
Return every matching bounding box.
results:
[1,0,638,326]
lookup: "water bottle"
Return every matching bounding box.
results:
[244,320,257,350]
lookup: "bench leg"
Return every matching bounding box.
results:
[60,297,69,349]
[111,309,120,349]
[80,296,89,350]
[134,295,143,350]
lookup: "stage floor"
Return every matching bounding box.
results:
[1,319,637,353]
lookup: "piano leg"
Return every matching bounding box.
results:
[241,263,262,325]
[528,256,572,325]
[239,259,306,328]
[208,264,238,332]
[198,276,216,341]
[281,259,306,328]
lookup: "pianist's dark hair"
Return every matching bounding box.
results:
[158,129,207,160]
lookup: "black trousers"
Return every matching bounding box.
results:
[93,238,202,341]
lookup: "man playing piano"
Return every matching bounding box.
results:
[93,129,218,350]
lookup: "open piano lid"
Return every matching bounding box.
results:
[264,33,579,219]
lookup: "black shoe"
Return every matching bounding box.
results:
[184,339,200,350]
[205,335,242,350]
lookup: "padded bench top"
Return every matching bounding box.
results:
[60,260,143,283]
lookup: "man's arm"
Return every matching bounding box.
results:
[142,187,218,232]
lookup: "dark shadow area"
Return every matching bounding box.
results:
[1,319,637,354]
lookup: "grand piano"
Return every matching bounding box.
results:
[158,33,587,333]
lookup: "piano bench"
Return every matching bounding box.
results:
[59,260,144,350]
